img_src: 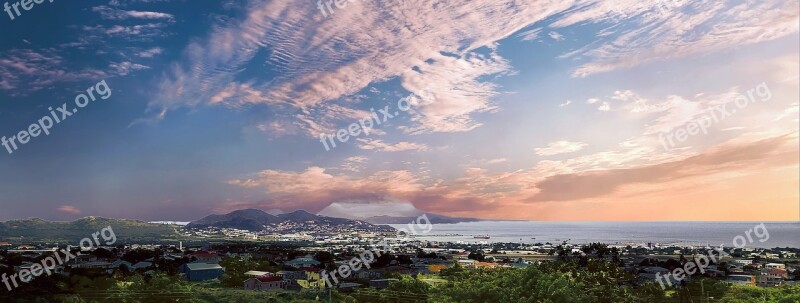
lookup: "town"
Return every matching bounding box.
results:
[1,225,798,302]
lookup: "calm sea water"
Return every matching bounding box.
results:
[388,221,800,248]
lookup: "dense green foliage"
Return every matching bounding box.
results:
[218,256,280,287]
[424,261,662,303]
[11,264,791,303]
[2,243,797,303]
[0,217,180,243]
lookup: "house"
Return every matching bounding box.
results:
[132,262,153,270]
[355,269,383,279]
[276,270,305,281]
[457,259,477,268]
[764,269,788,278]
[733,259,753,265]
[73,261,113,270]
[284,255,320,268]
[763,253,779,259]
[226,252,251,261]
[244,275,286,291]
[75,254,98,263]
[111,260,133,270]
[296,268,325,289]
[0,242,10,248]
[511,259,532,268]
[725,275,756,286]
[765,263,786,270]
[244,270,272,277]
[180,263,225,281]
[191,252,222,264]
[758,269,787,287]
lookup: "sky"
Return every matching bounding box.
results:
[0,0,798,222]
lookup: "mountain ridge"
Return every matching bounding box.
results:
[186,209,394,232]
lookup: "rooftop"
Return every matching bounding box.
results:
[185,263,224,271]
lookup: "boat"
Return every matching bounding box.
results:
[474,235,490,239]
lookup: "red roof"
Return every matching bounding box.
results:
[256,275,283,282]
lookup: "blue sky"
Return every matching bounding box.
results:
[0,0,798,221]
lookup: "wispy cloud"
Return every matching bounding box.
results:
[548,31,564,41]
[535,141,588,156]
[556,1,799,77]
[357,138,429,152]
[517,27,542,41]
[92,5,174,20]
[0,49,106,93]
[151,0,574,135]
[137,47,164,58]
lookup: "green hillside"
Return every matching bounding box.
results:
[0,217,182,244]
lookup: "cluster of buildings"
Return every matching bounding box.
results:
[182,227,392,243]
[0,242,227,283]
[621,244,799,288]
[1,236,797,293]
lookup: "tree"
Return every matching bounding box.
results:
[90,248,117,260]
[314,251,334,265]
[467,251,485,262]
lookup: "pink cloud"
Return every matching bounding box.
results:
[57,205,82,215]
[224,132,797,220]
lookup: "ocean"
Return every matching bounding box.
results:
[388,221,800,248]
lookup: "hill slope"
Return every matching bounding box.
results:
[0,217,180,244]
[186,209,281,231]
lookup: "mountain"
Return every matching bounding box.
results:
[185,209,281,231]
[186,209,394,232]
[265,209,285,215]
[363,213,482,224]
[277,210,321,222]
[0,217,180,243]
